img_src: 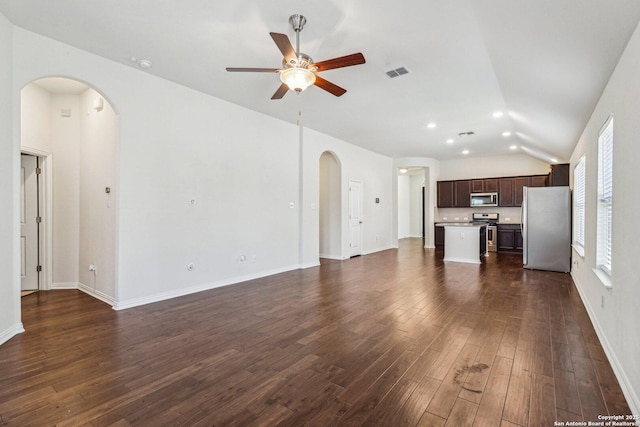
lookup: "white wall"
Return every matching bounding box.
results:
[20,83,51,152]
[50,93,81,286]
[569,21,640,415]
[0,12,23,345]
[438,153,550,180]
[10,27,394,311]
[397,173,423,239]
[9,28,303,309]
[79,89,117,301]
[397,175,410,238]
[319,152,342,259]
[301,127,394,265]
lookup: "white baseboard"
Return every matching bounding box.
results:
[443,256,481,264]
[0,323,25,346]
[362,245,396,256]
[78,282,115,306]
[319,253,342,260]
[51,282,79,289]
[299,261,321,269]
[571,272,639,415]
[113,263,304,311]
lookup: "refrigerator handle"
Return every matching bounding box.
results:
[521,188,527,265]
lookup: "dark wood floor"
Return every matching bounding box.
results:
[0,239,630,426]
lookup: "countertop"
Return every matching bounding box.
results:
[435,222,487,227]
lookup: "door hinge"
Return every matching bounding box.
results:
[36,216,42,224]
[36,167,42,175]
[36,265,42,272]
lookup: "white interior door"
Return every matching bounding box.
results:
[21,154,39,290]
[349,180,363,257]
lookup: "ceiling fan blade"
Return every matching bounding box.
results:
[313,53,366,72]
[226,67,280,73]
[270,32,296,62]
[314,76,347,97]
[271,83,289,100]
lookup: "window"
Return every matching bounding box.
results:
[596,116,613,277]
[573,156,586,256]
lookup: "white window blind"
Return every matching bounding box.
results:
[597,116,613,275]
[573,156,586,256]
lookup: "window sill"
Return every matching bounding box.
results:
[592,268,613,289]
[572,244,585,258]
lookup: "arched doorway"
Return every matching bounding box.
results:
[19,77,118,306]
[319,151,342,260]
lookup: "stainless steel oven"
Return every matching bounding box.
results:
[472,213,499,252]
[487,225,497,252]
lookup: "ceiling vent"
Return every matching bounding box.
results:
[458,131,476,137]
[386,67,409,78]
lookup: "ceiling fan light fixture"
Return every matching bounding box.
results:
[280,68,316,92]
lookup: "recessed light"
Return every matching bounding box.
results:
[493,111,504,118]
[446,139,454,144]
[509,145,518,150]
[399,168,408,173]
[427,122,437,129]
[502,131,511,137]
[550,158,558,163]
[462,150,470,155]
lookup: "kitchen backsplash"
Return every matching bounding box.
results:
[435,207,522,223]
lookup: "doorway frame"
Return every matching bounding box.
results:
[20,147,52,291]
[348,179,364,257]
[318,151,343,260]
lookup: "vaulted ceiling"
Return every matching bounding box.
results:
[2,0,639,162]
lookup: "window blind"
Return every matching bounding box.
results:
[573,156,586,256]
[597,117,613,275]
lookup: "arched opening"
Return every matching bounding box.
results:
[19,76,119,306]
[319,151,342,260]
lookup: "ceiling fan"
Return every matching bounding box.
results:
[226,14,366,99]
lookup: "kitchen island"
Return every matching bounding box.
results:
[442,223,487,264]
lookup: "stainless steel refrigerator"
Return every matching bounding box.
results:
[522,186,571,272]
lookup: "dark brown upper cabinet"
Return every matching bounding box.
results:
[471,179,484,193]
[499,178,514,206]
[548,163,569,186]
[437,181,454,208]
[514,177,530,207]
[530,175,548,187]
[454,180,471,207]
[484,178,499,192]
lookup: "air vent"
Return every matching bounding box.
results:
[386,67,409,78]
[458,131,476,137]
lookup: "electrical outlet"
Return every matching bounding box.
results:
[89,264,96,271]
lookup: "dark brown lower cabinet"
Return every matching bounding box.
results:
[435,225,445,248]
[497,224,523,252]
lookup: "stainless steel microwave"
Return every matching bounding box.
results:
[470,192,499,207]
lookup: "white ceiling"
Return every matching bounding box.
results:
[2,0,639,162]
